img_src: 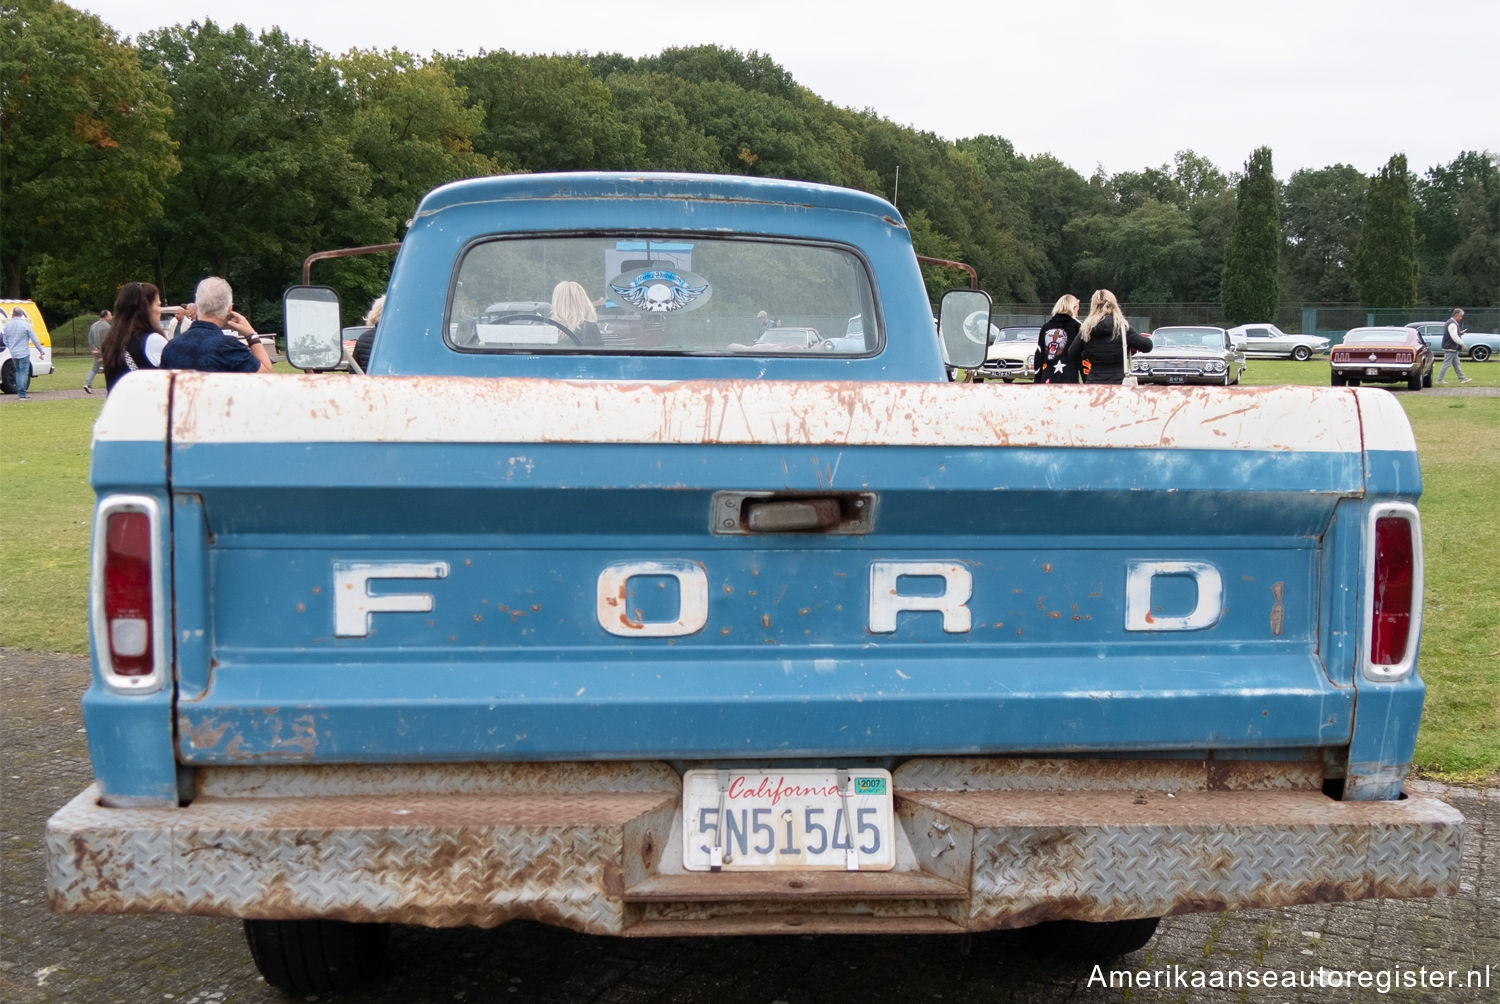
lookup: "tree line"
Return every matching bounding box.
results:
[4,0,1496,331]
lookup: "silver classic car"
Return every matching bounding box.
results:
[1226,323,1330,361]
[1131,325,1246,385]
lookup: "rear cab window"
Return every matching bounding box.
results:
[447,235,880,356]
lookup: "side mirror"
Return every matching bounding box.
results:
[283,286,344,371]
[938,289,990,370]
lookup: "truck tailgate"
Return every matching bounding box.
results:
[160,374,1410,764]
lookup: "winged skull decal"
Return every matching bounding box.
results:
[610,269,710,313]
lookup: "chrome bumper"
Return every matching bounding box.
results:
[47,759,1463,936]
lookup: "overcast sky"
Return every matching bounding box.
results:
[80,0,1499,181]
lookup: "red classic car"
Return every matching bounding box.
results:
[1331,327,1433,389]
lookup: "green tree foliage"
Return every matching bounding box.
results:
[335,49,495,224]
[1354,153,1420,308]
[12,7,1496,324]
[599,71,723,172]
[1065,151,1228,305]
[1220,147,1281,325]
[1070,200,1205,302]
[447,51,646,172]
[1020,155,1110,301]
[1413,151,1499,307]
[1281,165,1366,303]
[137,20,387,321]
[1,0,174,304]
[636,45,796,101]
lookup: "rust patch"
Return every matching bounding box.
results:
[1270,581,1285,636]
[185,717,231,750]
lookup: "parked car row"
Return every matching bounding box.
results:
[972,317,1479,393]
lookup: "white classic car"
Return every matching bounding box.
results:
[976,324,1037,382]
[1226,323,1330,361]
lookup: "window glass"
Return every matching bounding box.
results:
[449,235,878,355]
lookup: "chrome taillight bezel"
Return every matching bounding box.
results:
[1361,501,1424,683]
[91,494,168,694]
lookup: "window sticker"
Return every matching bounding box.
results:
[608,268,712,313]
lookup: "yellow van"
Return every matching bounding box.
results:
[0,299,54,394]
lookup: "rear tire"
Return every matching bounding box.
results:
[1472,345,1491,362]
[1408,372,1423,390]
[0,359,14,395]
[243,918,389,994]
[1292,345,1313,361]
[1021,917,1161,960]
[1331,371,1345,387]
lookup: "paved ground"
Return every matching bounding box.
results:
[2,649,1496,1003]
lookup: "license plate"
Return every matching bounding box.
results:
[1168,375,1186,384]
[1366,367,1380,376]
[682,768,896,871]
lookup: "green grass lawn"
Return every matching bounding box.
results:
[3,354,1496,779]
[1,357,102,652]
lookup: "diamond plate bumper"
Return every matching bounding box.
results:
[47,759,1463,935]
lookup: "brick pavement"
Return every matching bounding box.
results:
[2,649,1495,1003]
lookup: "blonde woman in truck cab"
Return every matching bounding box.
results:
[551,280,603,346]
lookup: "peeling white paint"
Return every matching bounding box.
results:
[165,374,1382,453]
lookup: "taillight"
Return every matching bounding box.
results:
[93,496,164,692]
[1364,504,1422,681]
[104,511,154,676]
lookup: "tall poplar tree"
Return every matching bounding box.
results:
[1220,146,1280,325]
[1354,154,1419,308]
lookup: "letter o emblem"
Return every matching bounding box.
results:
[596,560,709,637]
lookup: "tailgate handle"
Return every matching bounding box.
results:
[714,492,876,535]
[747,498,841,532]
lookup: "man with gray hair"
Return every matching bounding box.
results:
[160,276,272,373]
[1436,307,1472,384]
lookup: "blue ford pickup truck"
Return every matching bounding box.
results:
[48,173,1461,993]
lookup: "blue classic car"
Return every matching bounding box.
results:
[1407,321,1497,362]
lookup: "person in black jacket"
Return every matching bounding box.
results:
[1034,294,1082,383]
[1065,289,1153,384]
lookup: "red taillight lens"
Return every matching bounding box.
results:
[103,511,154,677]
[1371,515,1414,665]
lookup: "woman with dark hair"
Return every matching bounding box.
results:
[101,282,168,391]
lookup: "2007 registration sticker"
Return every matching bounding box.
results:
[682,768,896,871]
